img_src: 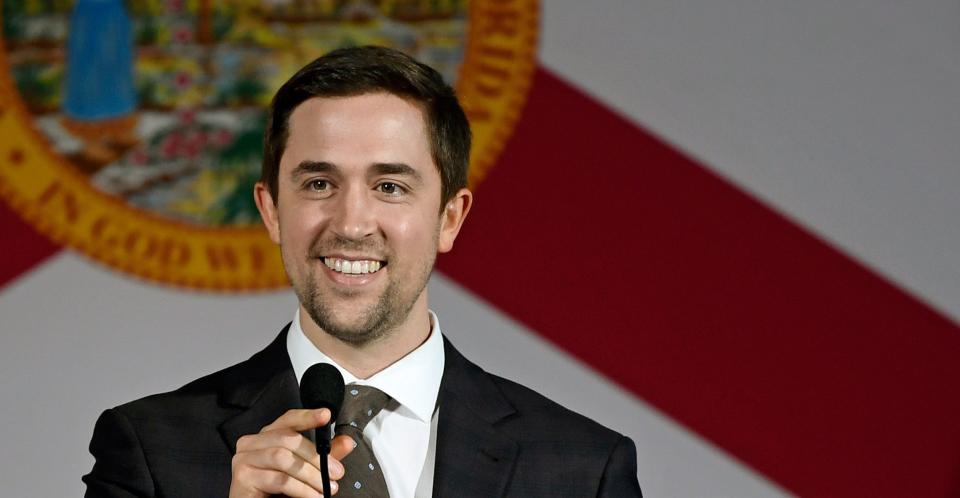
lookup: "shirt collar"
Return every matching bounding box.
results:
[286,308,445,423]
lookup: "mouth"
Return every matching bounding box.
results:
[321,256,386,276]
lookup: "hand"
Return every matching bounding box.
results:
[229,408,356,498]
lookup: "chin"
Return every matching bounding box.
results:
[304,299,393,345]
[320,315,390,346]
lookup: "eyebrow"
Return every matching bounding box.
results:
[290,160,337,179]
[289,160,424,183]
[370,162,423,183]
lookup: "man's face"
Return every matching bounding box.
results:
[255,93,469,346]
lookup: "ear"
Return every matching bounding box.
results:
[438,188,473,253]
[254,182,281,244]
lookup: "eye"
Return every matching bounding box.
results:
[376,182,405,196]
[308,179,329,192]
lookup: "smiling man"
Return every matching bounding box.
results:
[83,46,642,498]
[262,93,463,379]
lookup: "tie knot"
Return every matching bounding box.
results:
[336,385,391,433]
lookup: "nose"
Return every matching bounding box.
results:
[329,184,376,241]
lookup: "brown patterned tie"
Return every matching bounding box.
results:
[335,385,392,498]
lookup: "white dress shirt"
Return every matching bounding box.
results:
[287,308,444,498]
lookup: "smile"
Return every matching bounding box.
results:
[322,257,384,275]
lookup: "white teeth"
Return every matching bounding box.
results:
[322,257,384,275]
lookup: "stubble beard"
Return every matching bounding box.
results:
[289,239,437,348]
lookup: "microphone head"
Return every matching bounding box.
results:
[300,363,345,420]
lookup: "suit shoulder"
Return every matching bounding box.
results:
[487,373,625,444]
[111,329,288,421]
[111,345,274,424]
[110,362,233,422]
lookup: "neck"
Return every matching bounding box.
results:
[299,295,432,380]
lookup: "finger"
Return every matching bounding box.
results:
[329,434,357,461]
[326,453,345,480]
[237,447,326,493]
[237,429,334,474]
[261,408,331,433]
[238,467,325,498]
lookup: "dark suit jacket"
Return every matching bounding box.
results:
[83,326,642,497]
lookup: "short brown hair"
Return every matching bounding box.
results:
[261,46,471,209]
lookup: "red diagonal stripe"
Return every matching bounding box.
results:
[0,200,60,290]
[438,67,960,497]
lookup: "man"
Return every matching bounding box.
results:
[83,46,642,498]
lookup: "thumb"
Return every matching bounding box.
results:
[330,434,357,461]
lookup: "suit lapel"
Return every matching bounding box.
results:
[218,325,302,454]
[433,338,519,498]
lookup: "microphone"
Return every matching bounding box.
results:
[300,363,345,498]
